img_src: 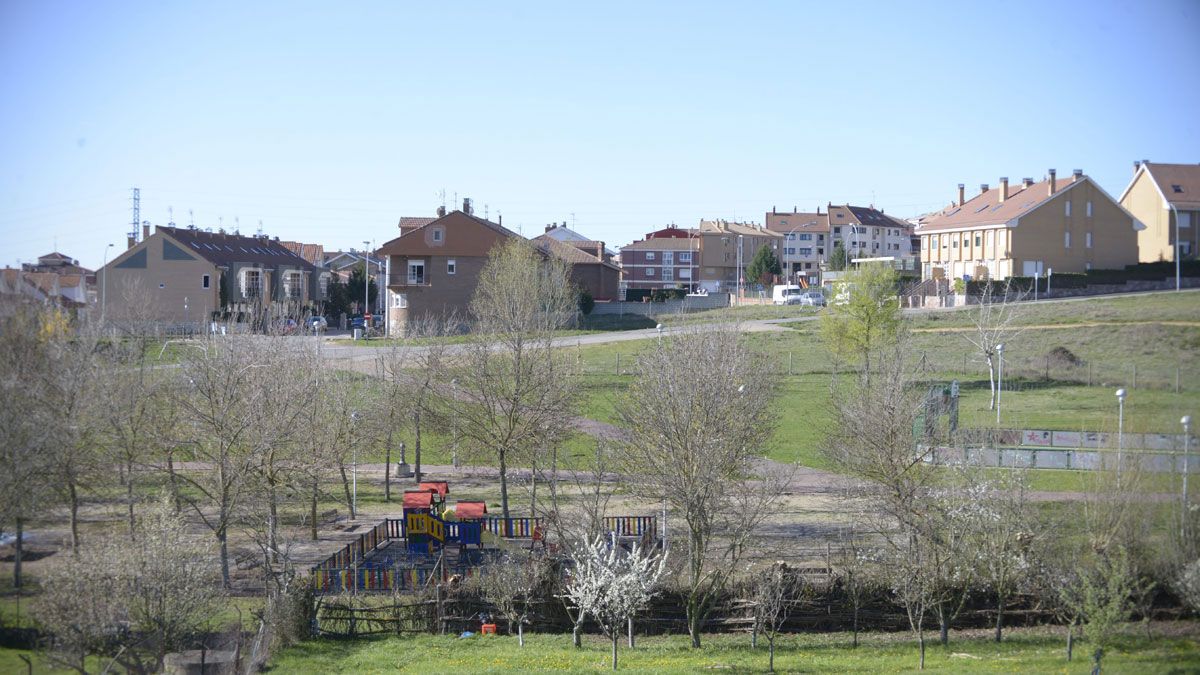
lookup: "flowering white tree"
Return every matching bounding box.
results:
[566,536,667,670]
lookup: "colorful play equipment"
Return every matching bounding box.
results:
[309,480,659,594]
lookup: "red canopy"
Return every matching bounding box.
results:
[402,491,433,509]
[418,481,449,497]
[456,501,487,519]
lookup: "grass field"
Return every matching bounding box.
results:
[265,625,1200,673]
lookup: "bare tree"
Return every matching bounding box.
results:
[565,535,666,670]
[972,468,1039,642]
[616,325,781,648]
[446,238,579,519]
[378,316,453,487]
[750,562,802,672]
[476,554,553,647]
[960,280,1026,410]
[32,538,126,674]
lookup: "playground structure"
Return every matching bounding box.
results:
[310,481,659,594]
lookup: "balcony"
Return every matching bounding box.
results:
[388,273,430,287]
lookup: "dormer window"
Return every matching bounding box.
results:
[1173,185,1184,193]
[433,229,443,242]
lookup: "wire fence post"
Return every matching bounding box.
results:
[788,352,793,376]
[1133,364,1138,389]
[1177,368,1181,394]
[615,352,620,375]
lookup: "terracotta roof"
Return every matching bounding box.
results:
[917,176,1083,232]
[620,237,701,251]
[698,219,782,237]
[1138,162,1200,209]
[38,252,74,262]
[280,241,326,267]
[402,491,434,509]
[455,501,487,519]
[533,235,621,271]
[157,226,318,271]
[765,211,829,233]
[398,217,437,231]
[418,481,449,497]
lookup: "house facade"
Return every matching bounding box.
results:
[765,208,830,286]
[918,170,1142,281]
[531,233,621,301]
[96,225,320,325]
[618,226,701,292]
[695,220,782,292]
[1119,161,1200,263]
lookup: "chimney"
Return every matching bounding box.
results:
[127,235,136,250]
[772,205,776,214]
[999,177,1009,203]
[1072,169,1083,182]
[597,241,606,259]
[957,183,965,206]
[1022,177,1034,188]
[545,224,553,233]
[1048,169,1057,195]
[142,223,150,239]
[436,205,446,217]
[793,205,797,213]
[979,183,989,195]
[462,197,472,215]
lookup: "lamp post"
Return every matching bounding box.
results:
[1183,415,1193,540]
[450,378,460,470]
[350,410,361,517]
[995,343,1005,426]
[736,234,744,306]
[1168,202,1183,292]
[361,241,371,327]
[100,243,114,323]
[1115,388,1127,486]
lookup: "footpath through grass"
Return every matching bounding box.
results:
[266,625,1200,673]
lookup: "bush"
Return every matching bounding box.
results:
[577,288,594,315]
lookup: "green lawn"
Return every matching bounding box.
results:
[266,626,1200,673]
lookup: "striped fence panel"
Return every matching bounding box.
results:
[603,515,657,537]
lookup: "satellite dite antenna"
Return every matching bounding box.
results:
[257,220,264,236]
[438,189,446,211]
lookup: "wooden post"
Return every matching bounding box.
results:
[1177,368,1182,394]
[615,352,620,375]
[788,352,793,376]
[1133,364,1138,389]
[1045,354,1050,381]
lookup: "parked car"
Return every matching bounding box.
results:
[799,291,826,307]
[772,285,805,305]
[307,316,328,331]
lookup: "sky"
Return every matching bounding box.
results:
[2,1,1198,270]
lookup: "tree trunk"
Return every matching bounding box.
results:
[987,354,997,410]
[611,632,618,670]
[573,622,581,648]
[769,637,776,673]
[518,621,524,648]
[995,594,1004,642]
[339,464,356,519]
[310,478,319,541]
[918,628,926,670]
[168,451,181,513]
[627,616,634,648]
[1067,617,1076,661]
[688,609,702,648]
[68,480,80,553]
[12,517,23,588]
[1092,648,1103,675]
[938,612,949,646]
[268,482,279,564]
[752,624,758,648]
[384,430,392,502]
[414,410,423,485]
[852,600,859,647]
[499,449,510,521]
[126,459,136,540]
[218,526,231,589]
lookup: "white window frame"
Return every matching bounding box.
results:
[202,274,210,289]
[1064,231,1071,249]
[392,292,407,309]
[646,251,656,261]
[432,229,443,242]
[1086,232,1093,248]
[662,268,673,281]
[645,267,656,277]
[799,233,812,241]
[663,251,674,265]
[1086,201,1093,217]
[319,272,331,296]
[447,259,456,275]
[799,247,812,256]
[240,268,263,298]
[407,260,425,285]
[284,271,303,299]
[678,251,692,263]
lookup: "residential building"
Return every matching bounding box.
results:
[323,248,386,315]
[539,222,617,259]
[531,234,621,301]
[695,220,783,293]
[618,226,701,293]
[917,170,1142,281]
[765,208,829,286]
[0,268,89,308]
[280,241,333,299]
[96,225,320,325]
[1119,161,1200,263]
[827,204,915,267]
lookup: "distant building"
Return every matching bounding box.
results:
[96,225,320,326]
[765,208,829,286]
[917,170,1142,281]
[617,226,701,293]
[1119,161,1200,263]
[695,220,783,293]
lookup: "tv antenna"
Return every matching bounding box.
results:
[188,209,195,228]
[168,206,175,226]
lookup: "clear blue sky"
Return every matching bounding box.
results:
[2,1,1198,270]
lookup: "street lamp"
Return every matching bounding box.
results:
[995,343,1005,426]
[450,378,460,470]
[1169,202,1183,292]
[361,241,371,328]
[1115,388,1127,485]
[100,243,114,323]
[1183,415,1193,539]
[350,410,361,517]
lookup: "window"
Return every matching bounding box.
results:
[1086,232,1093,248]
[836,212,844,218]
[974,235,982,247]
[447,259,456,275]
[241,269,262,298]
[785,233,796,241]
[1064,231,1071,248]
[645,268,656,277]
[1180,212,1193,228]
[1065,201,1072,217]
[284,271,303,299]
[799,247,812,255]
[805,262,813,269]
[986,231,994,249]
[319,273,331,296]
[646,251,656,261]
[799,233,812,241]
[817,248,824,255]
[678,268,691,279]
[1086,201,1093,217]
[1085,262,1092,271]
[202,274,210,289]
[952,236,958,248]
[1173,184,1184,193]
[678,252,692,263]
[785,247,796,255]
[833,226,842,234]
[432,229,443,242]
[663,251,674,265]
[392,292,408,308]
[407,260,425,285]
[662,268,673,280]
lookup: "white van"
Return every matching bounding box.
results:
[772,285,805,305]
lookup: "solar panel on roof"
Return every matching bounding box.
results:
[974,205,990,213]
